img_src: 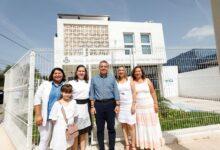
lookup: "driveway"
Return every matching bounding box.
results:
[166,97,220,113]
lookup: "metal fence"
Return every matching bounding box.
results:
[3,48,220,149]
[3,51,35,150]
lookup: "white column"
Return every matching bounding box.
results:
[211,0,220,71]
[27,51,36,150]
[157,65,164,97]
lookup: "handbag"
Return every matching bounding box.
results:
[60,103,79,141]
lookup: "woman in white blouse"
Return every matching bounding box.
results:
[34,68,66,150]
[69,65,92,150]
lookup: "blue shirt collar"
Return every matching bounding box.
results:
[52,81,63,87]
[99,73,108,78]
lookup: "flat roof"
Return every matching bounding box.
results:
[57,13,110,21]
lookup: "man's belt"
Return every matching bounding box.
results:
[95,98,115,103]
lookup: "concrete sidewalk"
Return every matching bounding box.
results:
[89,124,220,150]
[88,137,220,150]
[1,123,220,150]
[0,123,15,150]
[1,109,220,150]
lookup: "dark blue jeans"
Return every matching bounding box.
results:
[95,101,116,150]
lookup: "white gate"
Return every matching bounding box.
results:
[3,51,35,150]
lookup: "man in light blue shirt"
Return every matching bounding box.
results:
[90,60,120,150]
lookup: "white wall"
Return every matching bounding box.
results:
[54,18,166,67]
[161,66,179,98]
[178,67,220,100]
[108,21,166,65]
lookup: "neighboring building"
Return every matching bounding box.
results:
[54,14,166,88]
[166,48,217,73]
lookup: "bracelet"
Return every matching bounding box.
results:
[116,104,120,106]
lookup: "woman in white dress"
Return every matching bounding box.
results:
[49,84,78,150]
[132,66,163,150]
[69,65,92,150]
[116,66,137,150]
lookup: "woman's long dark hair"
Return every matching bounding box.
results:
[131,66,146,80]
[73,65,89,83]
[49,67,66,82]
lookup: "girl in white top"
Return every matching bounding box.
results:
[49,84,78,150]
[116,66,137,150]
[69,65,92,150]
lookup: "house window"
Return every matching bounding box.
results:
[141,34,152,54]
[124,33,134,55]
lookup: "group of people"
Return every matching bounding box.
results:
[34,60,163,150]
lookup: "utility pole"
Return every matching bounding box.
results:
[211,0,220,71]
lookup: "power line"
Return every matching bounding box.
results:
[0,33,29,50]
[0,24,32,48]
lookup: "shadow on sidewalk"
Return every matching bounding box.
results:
[163,132,189,150]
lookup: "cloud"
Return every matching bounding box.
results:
[182,25,214,40]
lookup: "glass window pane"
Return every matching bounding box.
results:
[142,45,151,54]
[124,34,133,43]
[125,45,133,55]
[141,34,150,43]
[125,50,130,55]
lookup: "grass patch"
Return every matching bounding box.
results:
[159,101,220,131]
[32,123,40,145]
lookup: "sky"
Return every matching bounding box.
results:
[0,0,216,69]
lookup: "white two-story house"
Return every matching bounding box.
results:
[54,14,167,90]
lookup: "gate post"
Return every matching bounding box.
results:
[27,51,36,150]
[211,0,220,72]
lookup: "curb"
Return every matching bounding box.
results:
[163,124,220,144]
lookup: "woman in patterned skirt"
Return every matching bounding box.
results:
[132,66,163,150]
[69,65,92,150]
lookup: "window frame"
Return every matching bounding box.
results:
[123,32,135,55]
[140,33,152,54]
